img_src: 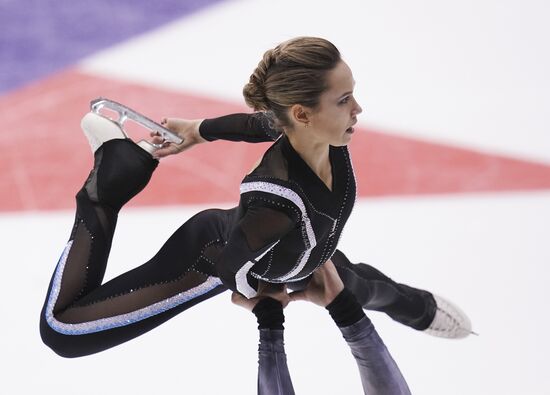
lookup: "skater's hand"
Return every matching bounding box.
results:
[231,282,291,312]
[150,118,207,158]
[289,259,344,307]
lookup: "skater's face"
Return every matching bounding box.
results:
[291,60,362,146]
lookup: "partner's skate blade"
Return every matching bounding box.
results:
[90,98,183,145]
[81,112,126,153]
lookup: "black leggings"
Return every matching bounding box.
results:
[40,139,435,358]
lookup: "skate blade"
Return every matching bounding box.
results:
[81,112,162,155]
[90,98,183,145]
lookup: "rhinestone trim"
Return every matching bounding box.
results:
[240,181,317,281]
[45,241,222,335]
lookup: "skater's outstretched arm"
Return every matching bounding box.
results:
[199,112,281,142]
[232,284,295,395]
[291,260,412,395]
[153,112,280,158]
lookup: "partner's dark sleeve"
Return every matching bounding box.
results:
[199,112,282,142]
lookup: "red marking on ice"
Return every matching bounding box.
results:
[353,131,550,196]
[1,69,550,212]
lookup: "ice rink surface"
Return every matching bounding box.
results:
[1,0,550,394]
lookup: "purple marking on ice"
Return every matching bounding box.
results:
[0,0,225,94]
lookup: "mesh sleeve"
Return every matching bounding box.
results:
[215,204,297,297]
[199,112,282,142]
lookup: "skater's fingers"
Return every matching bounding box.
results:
[152,146,178,158]
[150,135,164,145]
[153,140,190,158]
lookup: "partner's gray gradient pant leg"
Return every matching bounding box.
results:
[340,317,411,395]
[257,329,295,395]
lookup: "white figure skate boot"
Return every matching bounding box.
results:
[80,98,183,155]
[424,294,476,339]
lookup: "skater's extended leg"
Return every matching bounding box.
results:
[40,204,228,357]
[40,135,229,357]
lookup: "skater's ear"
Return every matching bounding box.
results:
[289,104,312,130]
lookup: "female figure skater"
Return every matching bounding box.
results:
[40,37,471,359]
[232,260,411,394]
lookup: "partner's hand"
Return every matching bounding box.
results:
[289,259,344,307]
[231,282,291,312]
[150,118,207,159]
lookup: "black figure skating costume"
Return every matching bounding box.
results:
[40,112,435,358]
